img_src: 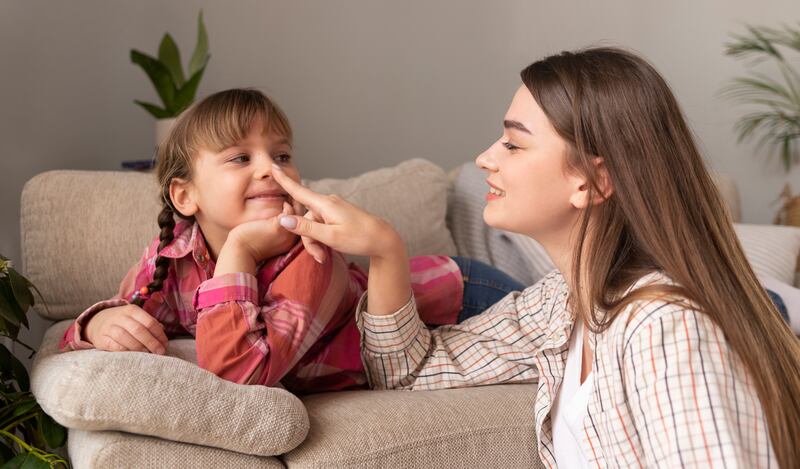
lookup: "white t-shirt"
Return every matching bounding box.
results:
[551,317,594,468]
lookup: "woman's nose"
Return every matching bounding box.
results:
[475,144,498,172]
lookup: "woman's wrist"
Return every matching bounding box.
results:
[366,232,412,316]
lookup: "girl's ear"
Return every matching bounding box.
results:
[169,178,199,217]
[568,157,614,209]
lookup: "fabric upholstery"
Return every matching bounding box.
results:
[31,321,309,457]
[284,385,544,469]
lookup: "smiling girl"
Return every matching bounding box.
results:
[59,88,523,394]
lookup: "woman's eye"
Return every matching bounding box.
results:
[502,141,520,151]
[273,153,292,164]
[230,154,250,163]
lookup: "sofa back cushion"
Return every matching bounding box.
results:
[21,158,456,320]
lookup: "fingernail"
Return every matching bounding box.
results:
[279,216,297,229]
[313,256,323,264]
[272,164,282,172]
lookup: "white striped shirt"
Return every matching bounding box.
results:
[356,270,777,468]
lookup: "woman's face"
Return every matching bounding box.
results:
[476,85,583,243]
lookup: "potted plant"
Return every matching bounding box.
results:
[722,24,800,224]
[125,10,210,169]
[0,256,68,468]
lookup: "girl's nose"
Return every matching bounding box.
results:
[253,155,272,179]
[475,144,498,172]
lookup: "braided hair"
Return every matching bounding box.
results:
[130,88,293,307]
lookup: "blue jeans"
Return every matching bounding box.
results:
[766,289,789,323]
[451,256,525,323]
[450,257,790,326]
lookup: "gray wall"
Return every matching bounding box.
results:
[3,0,800,363]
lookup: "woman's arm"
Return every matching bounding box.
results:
[622,303,776,468]
[356,272,565,390]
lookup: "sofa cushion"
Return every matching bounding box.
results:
[21,159,456,320]
[31,321,309,457]
[68,429,284,469]
[283,385,544,469]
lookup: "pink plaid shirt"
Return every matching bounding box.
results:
[60,221,463,394]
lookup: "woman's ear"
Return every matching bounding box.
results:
[169,178,199,217]
[568,157,614,209]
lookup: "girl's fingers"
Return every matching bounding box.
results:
[282,201,294,216]
[122,317,167,354]
[130,310,169,348]
[104,325,149,353]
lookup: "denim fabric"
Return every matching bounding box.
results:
[766,288,789,323]
[451,256,525,323]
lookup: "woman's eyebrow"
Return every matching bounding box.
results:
[503,120,532,134]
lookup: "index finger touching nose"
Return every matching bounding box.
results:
[272,164,326,211]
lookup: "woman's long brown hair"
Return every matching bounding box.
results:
[521,47,800,467]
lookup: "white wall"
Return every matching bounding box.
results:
[3,0,800,364]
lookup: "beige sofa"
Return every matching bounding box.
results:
[24,159,546,468]
[23,159,743,468]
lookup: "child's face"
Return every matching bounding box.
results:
[476,85,584,245]
[180,119,302,250]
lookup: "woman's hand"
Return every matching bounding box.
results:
[215,202,299,277]
[270,163,411,315]
[84,304,168,354]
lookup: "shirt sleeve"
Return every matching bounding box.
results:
[193,247,356,386]
[622,303,776,468]
[356,273,564,390]
[59,237,180,351]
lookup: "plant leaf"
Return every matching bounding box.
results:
[39,413,66,449]
[0,282,26,330]
[188,10,209,76]
[11,400,37,418]
[133,100,173,119]
[158,34,185,87]
[173,66,205,113]
[0,344,29,392]
[0,451,50,469]
[0,287,21,328]
[0,440,14,464]
[130,49,176,112]
[6,271,33,316]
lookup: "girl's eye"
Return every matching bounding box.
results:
[230,154,250,163]
[273,153,292,164]
[502,141,520,151]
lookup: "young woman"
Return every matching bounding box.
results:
[271,47,800,467]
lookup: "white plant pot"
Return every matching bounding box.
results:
[155,117,177,147]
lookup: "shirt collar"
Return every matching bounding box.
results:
[158,221,212,268]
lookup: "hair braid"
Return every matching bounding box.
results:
[131,203,176,307]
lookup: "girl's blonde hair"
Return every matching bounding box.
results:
[522,47,800,468]
[132,88,292,307]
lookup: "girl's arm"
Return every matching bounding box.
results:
[59,237,174,353]
[194,243,360,387]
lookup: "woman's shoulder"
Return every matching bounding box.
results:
[607,271,719,354]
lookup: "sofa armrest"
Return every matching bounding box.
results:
[31,321,309,457]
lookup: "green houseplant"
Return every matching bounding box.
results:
[0,256,68,468]
[131,10,210,120]
[722,23,800,172]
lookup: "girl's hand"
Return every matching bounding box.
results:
[271,164,411,315]
[84,304,168,354]
[215,202,299,277]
